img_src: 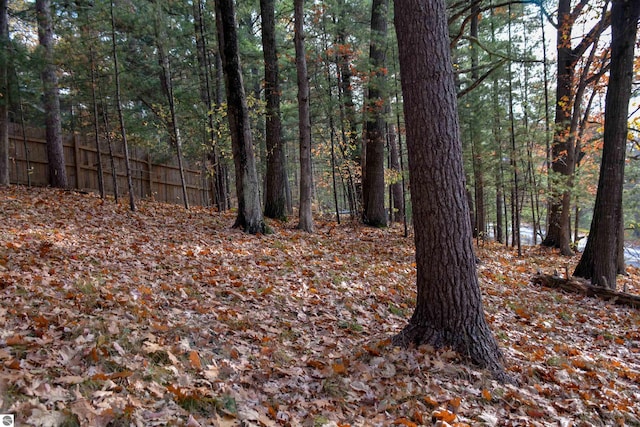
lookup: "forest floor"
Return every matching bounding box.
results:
[1,186,640,427]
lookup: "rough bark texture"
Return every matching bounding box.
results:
[215,0,265,234]
[261,0,288,221]
[0,0,8,186]
[573,0,639,289]
[36,0,68,189]
[294,0,314,233]
[392,0,509,381]
[362,0,389,228]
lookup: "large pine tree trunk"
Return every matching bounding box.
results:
[362,0,389,227]
[392,0,508,381]
[574,0,639,289]
[36,0,68,189]
[0,0,8,186]
[215,0,265,234]
[261,0,288,221]
[294,0,314,233]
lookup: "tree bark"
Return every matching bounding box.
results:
[542,0,611,256]
[261,0,288,221]
[215,0,266,234]
[36,0,68,189]
[0,0,8,186]
[469,2,485,238]
[294,0,314,233]
[573,0,639,289]
[392,0,509,382]
[362,0,389,227]
[110,0,135,211]
[388,122,403,223]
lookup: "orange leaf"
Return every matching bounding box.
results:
[332,363,347,374]
[482,388,492,401]
[392,418,417,427]
[423,396,439,407]
[6,335,26,346]
[189,350,202,370]
[448,397,462,410]
[307,360,325,369]
[110,370,133,379]
[432,409,457,423]
[5,359,21,370]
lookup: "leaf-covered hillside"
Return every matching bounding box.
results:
[1,186,640,426]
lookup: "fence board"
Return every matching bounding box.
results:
[7,123,213,207]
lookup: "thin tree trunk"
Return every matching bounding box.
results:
[574,0,638,289]
[469,1,486,239]
[36,0,68,189]
[215,0,265,234]
[110,0,135,211]
[0,0,8,186]
[543,0,610,255]
[507,5,521,256]
[388,122,403,224]
[294,0,314,233]
[89,47,105,199]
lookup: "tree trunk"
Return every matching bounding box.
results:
[36,0,68,189]
[469,2,485,238]
[294,0,314,233]
[362,0,389,227]
[89,47,105,199]
[157,40,189,210]
[0,0,8,186]
[110,0,135,211]
[542,0,610,256]
[392,0,509,382]
[261,0,288,221]
[388,122,403,223]
[573,0,639,289]
[215,0,265,234]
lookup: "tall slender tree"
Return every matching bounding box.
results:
[362,0,389,227]
[110,0,135,211]
[392,0,509,381]
[0,0,8,186]
[574,0,639,289]
[542,0,610,255]
[36,0,68,188]
[295,0,314,233]
[261,0,288,220]
[215,0,266,234]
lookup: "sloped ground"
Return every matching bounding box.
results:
[1,186,639,427]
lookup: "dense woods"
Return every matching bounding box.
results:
[1,0,640,424]
[1,0,638,245]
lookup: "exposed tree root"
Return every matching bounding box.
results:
[532,273,640,309]
[392,323,516,384]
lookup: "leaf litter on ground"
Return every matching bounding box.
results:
[1,186,639,426]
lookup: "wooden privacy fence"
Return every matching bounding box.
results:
[7,123,213,207]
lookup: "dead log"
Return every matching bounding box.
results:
[532,274,640,309]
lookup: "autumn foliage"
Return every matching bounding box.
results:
[1,187,640,426]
